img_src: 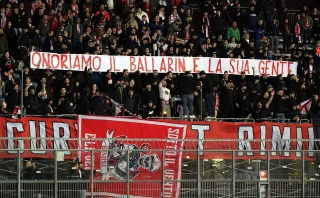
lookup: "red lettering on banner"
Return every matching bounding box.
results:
[258,61,265,75]
[236,59,242,74]
[81,56,91,69]
[272,61,279,76]
[51,54,60,69]
[178,58,186,72]
[69,55,72,70]
[138,60,144,71]
[265,60,271,75]
[73,56,80,70]
[42,52,50,68]
[193,58,199,72]
[243,60,249,74]
[145,57,151,72]
[208,59,213,73]
[113,57,119,71]
[31,51,41,67]
[167,58,173,72]
[168,58,173,72]
[229,59,235,74]
[61,54,68,69]
[144,57,149,71]
[216,59,222,73]
[160,63,166,72]
[30,52,298,76]
[137,57,144,71]
[160,58,166,72]
[92,56,101,70]
[288,62,293,74]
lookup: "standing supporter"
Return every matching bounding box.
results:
[199,71,216,117]
[269,17,279,53]
[220,80,237,118]
[159,75,171,117]
[177,71,198,117]
[273,89,288,122]
[142,83,158,110]
[301,12,313,44]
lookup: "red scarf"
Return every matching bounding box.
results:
[0,13,6,28]
[295,24,300,35]
[305,17,309,27]
[46,0,52,8]
[232,23,237,30]
[185,30,189,41]
[295,25,301,43]
[202,16,210,37]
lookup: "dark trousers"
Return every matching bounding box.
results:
[205,93,215,117]
[222,106,234,118]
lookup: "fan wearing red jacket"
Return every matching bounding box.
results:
[95,4,110,24]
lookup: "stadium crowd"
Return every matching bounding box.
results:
[0,0,319,122]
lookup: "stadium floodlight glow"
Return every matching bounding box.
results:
[212,159,224,162]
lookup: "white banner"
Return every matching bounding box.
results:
[30,52,297,76]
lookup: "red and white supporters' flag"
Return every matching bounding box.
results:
[30,52,298,76]
[299,99,312,115]
[78,115,187,198]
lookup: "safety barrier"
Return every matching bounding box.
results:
[0,138,319,197]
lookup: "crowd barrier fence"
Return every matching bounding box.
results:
[0,138,319,198]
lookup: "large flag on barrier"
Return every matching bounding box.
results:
[78,115,187,198]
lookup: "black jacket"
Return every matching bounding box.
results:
[141,90,157,106]
[177,75,198,95]
[124,96,137,114]
[76,94,91,115]
[91,96,112,115]
[25,94,39,114]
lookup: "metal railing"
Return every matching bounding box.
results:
[0,138,319,198]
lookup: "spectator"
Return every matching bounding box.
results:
[0,28,8,57]
[282,18,292,53]
[227,21,240,42]
[199,71,216,117]
[24,88,39,115]
[254,19,266,50]
[76,87,91,115]
[141,83,157,108]
[178,71,198,117]
[221,80,238,118]
[301,12,313,44]
[57,87,72,114]
[273,89,288,122]
[247,101,267,120]
[0,101,9,114]
[142,100,156,119]
[91,92,112,115]
[159,75,171,117]
[124,90,137,115]
[213,11,227,38]
[269,17,279,52]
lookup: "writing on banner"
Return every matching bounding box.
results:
[182,121,315,160]
[0,117,78,158]
[30,52,297,76]
[78,115,187,198]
